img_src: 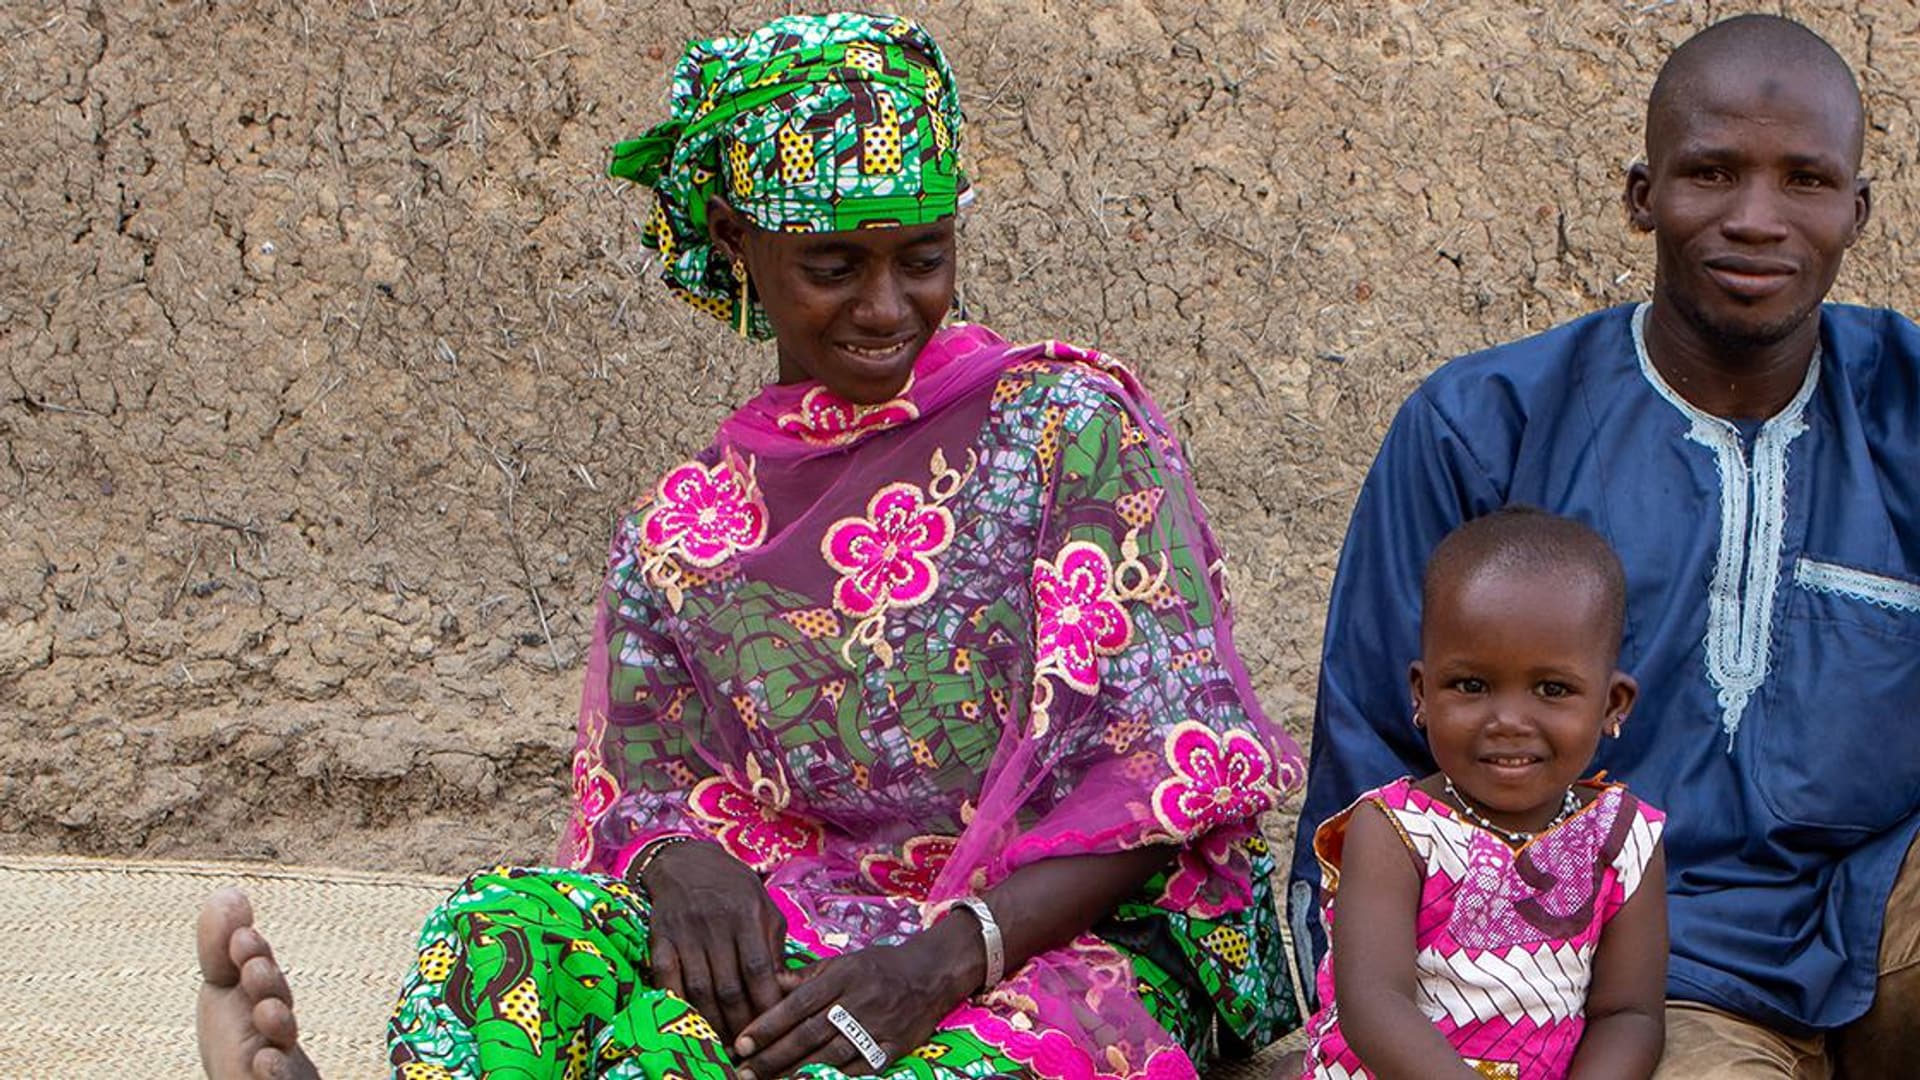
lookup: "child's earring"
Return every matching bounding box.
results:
[1607,713,1627,738]
[732,258,750,337]
[1412,708,1426,730]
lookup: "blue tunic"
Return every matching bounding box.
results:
[1289,303,1920,1034]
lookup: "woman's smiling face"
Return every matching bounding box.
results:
[712,200,956,404]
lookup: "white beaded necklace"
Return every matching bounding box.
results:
[1442,776,1579,846]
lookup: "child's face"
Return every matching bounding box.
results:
[1411,565,1637,834]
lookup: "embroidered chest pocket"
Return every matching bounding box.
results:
[1755,557,1920,838]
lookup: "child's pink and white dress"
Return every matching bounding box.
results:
[1300,776,1665,1080]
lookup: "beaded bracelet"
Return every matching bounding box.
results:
[623,834,698,900]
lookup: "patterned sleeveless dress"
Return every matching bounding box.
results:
[1301,777,1665,1079]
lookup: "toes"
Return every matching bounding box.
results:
[241,952,295,1012]
[252,993,300,1051]
[230,925,278,983]
[252,1044,322,1080]
[197,888,255,987]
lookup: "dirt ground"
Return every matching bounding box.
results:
[5,0,1920,875]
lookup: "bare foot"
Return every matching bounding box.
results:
[196,888,323,1080]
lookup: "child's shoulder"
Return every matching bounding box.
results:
[1575,780,1668,898]
[1577,777,1668,829]
[1314,776,1448,865]
[1310,777,1439,899]
[1331,775,1442,831]
[1354,774,1423,807]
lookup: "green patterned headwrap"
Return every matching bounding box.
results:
[610,12,969,340]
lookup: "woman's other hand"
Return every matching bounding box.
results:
[732,911,984,1079]
[731,845,1176,1077]
[642,840,790,1046]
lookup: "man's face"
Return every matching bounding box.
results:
[1628,64,1869,350]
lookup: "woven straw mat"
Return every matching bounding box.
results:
[0,854,1303,1079]
[0,854,456,1078]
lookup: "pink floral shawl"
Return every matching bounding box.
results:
[562,323,1303,1078]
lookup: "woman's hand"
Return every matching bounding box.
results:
[732,844,1174,1078]
[643,840,790,1046]
[732,914,982,1080]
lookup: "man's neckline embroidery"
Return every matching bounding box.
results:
[1630,303,1822,746]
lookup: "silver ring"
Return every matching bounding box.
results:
[826,1003,889,1070]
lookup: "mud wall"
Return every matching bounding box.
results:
[5,1,1919,871]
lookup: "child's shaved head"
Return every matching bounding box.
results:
[1422,507,1628,656]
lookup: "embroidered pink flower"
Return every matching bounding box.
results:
[562,714,621,868]
[561,816,589,867]
[1157,829,1251,918]
[640,456,767,568]
[1141,1046,1200,1080]
[573,753,618,823]
[688,776,824,873]
[822,482,954,617]
[1033,541,1133,694]
[859,834,957,899]
[947,1007,1099,1080]
[1027,1028,1102,1080]
[1151,722,1276,837]
[570,712,618,817]
[776,383,920,446]
[946,1003,1194,1080]
[560,777,615,869]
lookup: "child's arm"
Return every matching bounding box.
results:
[1332,801,1483,1080]
[1567,840,1669,1080]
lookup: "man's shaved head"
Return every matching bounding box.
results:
[1647,15,1864,172]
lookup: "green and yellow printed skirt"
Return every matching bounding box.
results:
[386,867,1213,1080]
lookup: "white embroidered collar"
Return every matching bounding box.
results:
[1629,303,1823,434]
[1629,303,1823,747]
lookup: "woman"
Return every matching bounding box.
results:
[198,12,1302,1080]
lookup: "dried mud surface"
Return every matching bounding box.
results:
[6,1,1920,874]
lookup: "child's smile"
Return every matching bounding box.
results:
[1411,564,1636,839]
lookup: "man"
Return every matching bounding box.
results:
[1291,14,1917,1077]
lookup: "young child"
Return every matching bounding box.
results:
[1300,507,1668,1080]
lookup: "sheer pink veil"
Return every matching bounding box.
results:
[563,323,1303,1080]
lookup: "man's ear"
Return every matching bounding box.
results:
[1624,162,1656,233]
[1848,177,1873,247]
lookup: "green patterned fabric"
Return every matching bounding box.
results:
[1113,834,1302,1051]
[387,867,1216,1079]
[609,12,968,340]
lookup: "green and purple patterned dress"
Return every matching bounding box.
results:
[385,327,1302,1078]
